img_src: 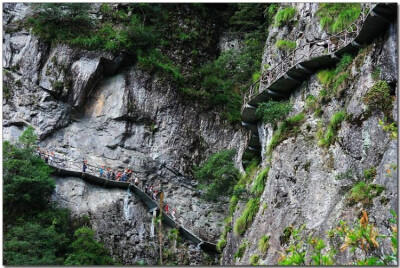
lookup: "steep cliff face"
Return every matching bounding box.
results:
[223,4,397,265]
[3,3,246,264]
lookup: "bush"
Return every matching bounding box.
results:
[64,227,114,265]
[363,81,393,117]
[234,241,248,260]
[234,198,260,235]
[274,6,296,26]
[255,100,292,125]
[276,39,296,51]
[347,182,385,205]
[251,167,270,196]
[318,111,346,148]
[267,113,305,155]
[363,167,377,181]
[249,254,260,265]
[194,149,239,201]
[316,4,361,33]
[258,235,270,254]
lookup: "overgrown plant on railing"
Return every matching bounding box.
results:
[316,3,362,33]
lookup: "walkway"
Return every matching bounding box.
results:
[45,154,218,253]
[241,3,397,151]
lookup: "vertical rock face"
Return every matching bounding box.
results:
[223,4,397,265]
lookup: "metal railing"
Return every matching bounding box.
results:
[243,4,373,105]
[40,151,219,244]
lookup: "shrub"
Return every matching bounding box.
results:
[305,94,319,112]
[316,4,361,33]
[274,7,296,26]
[363,81,393,117]
[363,167,377,181]
[276,39,296,52]
[234,241,248,261]
[255,100,292,125]
[347,182,385,205]
[251,167,270,196]
[318,111,346,148]
[258,235,270,254]
[194,149,239,201]
[234,198,260,235]
[216,238,227,252]
[267,113,305,155]
[249,254,260,265]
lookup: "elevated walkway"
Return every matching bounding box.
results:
[241,3,397,151]
[49,158,217,253]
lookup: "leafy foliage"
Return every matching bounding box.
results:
[316,4,361,33]
[64,227,114,265]
[274,6,296,26]
[194,149,239,201]
[378,118,398,140]
[3,128,114,265]
[276,39,296,51]
[249,254,260,265]
[363,167,377,181]
[255,100,292,125]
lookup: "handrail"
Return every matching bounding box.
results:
[243,3,374,104]
[41,151,219,244]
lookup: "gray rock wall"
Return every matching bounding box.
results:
[222,3,397,265]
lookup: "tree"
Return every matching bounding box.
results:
[3,221,69,265]
[64,227,114,265]
[18,125,37,149]
[194,149,239,201]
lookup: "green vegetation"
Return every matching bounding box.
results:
[249,254,260,265]
[255,100,292,125]
[317,54,354,98]
[258,235,270,254]
[372,67,381,81]
[379,118,398,140]
[335,169,353,180]
[274,6,296,26]
[251,167,270,196]
[3,127,114,265]
[25,3,275,123]
[234,198,260,235]
[64,227,114,265]
[234,241,248,261]
[267,113,305,155]
[363,80,393,118]
[317,111,346,148]
[194,149,239,201]
[276,39,296,52]
[347,182,385,206]
[363,167,377,181]
[280,212,397,265]
[316,4,362,33]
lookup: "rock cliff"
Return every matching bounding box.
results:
[3,3,397,266]
[222,3,397,265]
